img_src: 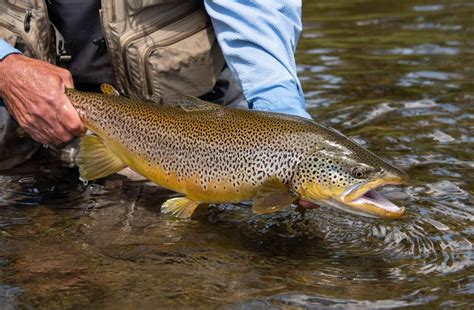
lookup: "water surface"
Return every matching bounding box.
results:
[1,0,473,308]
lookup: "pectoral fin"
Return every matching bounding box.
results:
[161,197,201,218]
[252,177,299,214]
[77,134,126,180]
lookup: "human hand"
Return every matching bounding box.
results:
[0,54,85,145]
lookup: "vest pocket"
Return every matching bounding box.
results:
[125,9,224,104]
[0,27,18,46]
[0,1,55,63]
[0,1,35,57]
[0,23,35,59]
[144,26,223,104]
[103,4,224,104]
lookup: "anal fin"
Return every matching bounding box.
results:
[77,134,126,180]
[252,177,299,215]
[161,197,201,219]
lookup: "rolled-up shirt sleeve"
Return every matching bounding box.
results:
[0,39,20,60]
[204,0,312,119]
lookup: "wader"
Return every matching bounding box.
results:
[0,0,243,169]
[0,104,39,170]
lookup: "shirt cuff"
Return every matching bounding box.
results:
[0,39,21,60]
[250,85,312,120]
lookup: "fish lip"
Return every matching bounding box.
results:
[341,172,408,202]
[342,188,406,219]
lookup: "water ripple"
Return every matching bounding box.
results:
[1,0,473,307]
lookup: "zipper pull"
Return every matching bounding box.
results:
[24,10,32,33]
[92,38,107,57]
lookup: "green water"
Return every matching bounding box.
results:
[1,0,473,308]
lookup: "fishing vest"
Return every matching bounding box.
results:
[0,0,225,104]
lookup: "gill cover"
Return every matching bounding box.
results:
[294,147,378,200]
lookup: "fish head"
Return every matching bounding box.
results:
[293,143,409,219]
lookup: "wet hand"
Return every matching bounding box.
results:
[0,54,86,145]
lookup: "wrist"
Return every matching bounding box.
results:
[0,51,20,62]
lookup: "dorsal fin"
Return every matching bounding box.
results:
[100,83,120,97]
[178,96,223,112]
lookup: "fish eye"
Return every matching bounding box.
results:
[351,166,369,179]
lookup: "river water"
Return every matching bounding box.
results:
[1,0,473,308]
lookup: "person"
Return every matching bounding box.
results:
[0,0,311,170]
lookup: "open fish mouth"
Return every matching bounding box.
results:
[325,174,408,219]
[340,188,406,219]
[302,176,407,219]
[303,184,406,219]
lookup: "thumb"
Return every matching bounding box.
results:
[57,68,74,89]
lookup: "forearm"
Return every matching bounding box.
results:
[0,39,21,106]
[204,0,311,119]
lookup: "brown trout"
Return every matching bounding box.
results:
[66,86,409,219]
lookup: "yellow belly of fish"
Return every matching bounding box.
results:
[107,137,257,204]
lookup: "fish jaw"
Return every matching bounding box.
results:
[304,187,406,219]
[340,170,408,202]
[299,172,408,219]
[315,195,405,219]
[339,189,406,219]
[338,172,407,219]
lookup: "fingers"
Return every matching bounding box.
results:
[25,93,82,145]
[38,105,75,144]
[57,68,74,89]
[56,94,86,137]
[23,95,75,145]
[6,107,61,145]
[27,118,63,145]
[51,122,75,144]
[36,71,82,143]
[55,69,85,138]
[28,128,50,145]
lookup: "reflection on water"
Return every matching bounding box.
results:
[1,0,473,308]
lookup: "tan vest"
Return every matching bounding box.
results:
[0,0,225,104]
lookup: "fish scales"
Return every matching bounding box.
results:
[66,87,409,219]
[68,89,319,200]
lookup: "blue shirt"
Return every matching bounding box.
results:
[204,0,311,119]
[0,39,20,60]
[0,0,311,119]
